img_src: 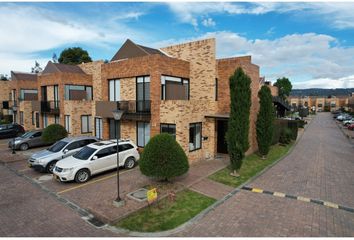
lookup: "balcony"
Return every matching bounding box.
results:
[41,101,60,114]
[96,100,151,121]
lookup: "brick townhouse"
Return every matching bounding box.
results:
[289,95,351,112]
[3,37,262,163]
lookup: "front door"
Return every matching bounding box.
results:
[217,120,228,154]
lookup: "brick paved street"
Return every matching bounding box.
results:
[0,164,120,237]
[178,113,354,237]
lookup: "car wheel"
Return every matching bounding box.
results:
[20,143,29,151]
[124,157,136,169]
[75,169,90,183]
[46,160,58,173]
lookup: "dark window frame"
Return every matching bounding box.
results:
[136,121,150,148]
[64,115,71,133]
[161,75,190,100]
[160,123,176,139]
[35,112,39,128]
[215,78,218,101]
[189,122,202,152]
[95,117,103,140]
[64,84,93,101]
[32,111,35,125]
[81,115,92,133]
[19,111,24,125]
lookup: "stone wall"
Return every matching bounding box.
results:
[120,77,136,101]
[19,101,35,131]
[63,100,93,136]
[79,61,104,101]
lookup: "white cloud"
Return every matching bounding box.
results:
[0,4,145,74]
[166,2,354,30]
[292,76,354,89]
[202,18,216,27]
[152,31,354,89]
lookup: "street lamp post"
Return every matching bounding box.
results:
[112,101,124,206]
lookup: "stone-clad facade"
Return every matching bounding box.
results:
[4,37,262,164]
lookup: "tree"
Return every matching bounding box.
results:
[274,77,292,101]
[31,61,43,73]
[41,124,68,144]
[256,86,275,158]
[139,133,189,181]
[226,67,252,176]
[0,74,8,81]
[58,47,92,65]
[52,53,58,63]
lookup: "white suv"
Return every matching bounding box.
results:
[53,139,140,183]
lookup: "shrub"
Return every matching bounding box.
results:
[279,128,292,145]
[226,67,251,174]
[297,120,306,128]
[41,124,68,144]
[256,86,274,157]
[287,121,298,140]
[139,133,189,181]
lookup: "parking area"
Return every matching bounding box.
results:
[0,138,228,224]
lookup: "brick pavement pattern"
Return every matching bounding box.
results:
[0,164,120,237]
[178,113,354,237]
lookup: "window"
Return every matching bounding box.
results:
[33,132,41,138]
[95,118,103,139]
[109,118,120,139]
[20,89,38,101]
[95,146,116,159]
[20,111,24,125]
[65,115,71,133]
[215,78,218,101]
[81,115,92,133]
[43,113,48,128]
[64,85,93,100]
[65,141,81,151]
[189,123,202,151]
[109,79,120,101]
[137,122,150,147]
[54,115,60,124]
[136,76,150,111]
[161,75,189,100]
[120,144,134,152]
[160,123,176,139]
[32,112,35,125]
[35,112,39,128]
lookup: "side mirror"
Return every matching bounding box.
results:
[63,149,69,154]
[91,156,98,161]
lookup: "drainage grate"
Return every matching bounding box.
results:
[88,217,105,227]
[127,188,148,202]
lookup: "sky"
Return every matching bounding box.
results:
[1,1,354,89]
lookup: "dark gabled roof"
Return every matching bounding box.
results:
[11,71,37,81]
[111,39,165,62]
[42,61,86,74]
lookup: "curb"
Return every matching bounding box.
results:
[106,117,312,237]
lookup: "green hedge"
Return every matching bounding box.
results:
[41,124,68,144]
[272,119,299,144]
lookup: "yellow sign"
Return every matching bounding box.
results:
[147,188,157,204]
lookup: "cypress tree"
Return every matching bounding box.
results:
[226,67,252,176]
[256,86,275,158]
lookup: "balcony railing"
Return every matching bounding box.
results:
[95,100,151,121]
[41,101,60,114]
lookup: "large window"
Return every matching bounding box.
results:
[43,113,48,128]
[35,112,39,128]
[54,115,60,124]
[95,118,103,139]
[161,75,189,100]
[137,122,150,147]
[20,111,24,125]
[189,122,202,151]
[65,115,71,133]
[109,79,120,101]
[64,85,92,100]
[109,118,120,139]
[160,123,176,139]
[20,89,38,101]
[137,76,150,112]
[81,115,92,133]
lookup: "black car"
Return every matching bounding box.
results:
[0,123,25,139]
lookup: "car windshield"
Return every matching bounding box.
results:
[21,132,33,138]
[73,146,96,160]
[48,141,68,152]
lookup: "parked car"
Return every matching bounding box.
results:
[28,136,98,173]
[8,130,50,151]
[343,119,354,127]
[53,139,139,183]
[0,123,25,139]
[337,114,351,121]
[348,123,354,131]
